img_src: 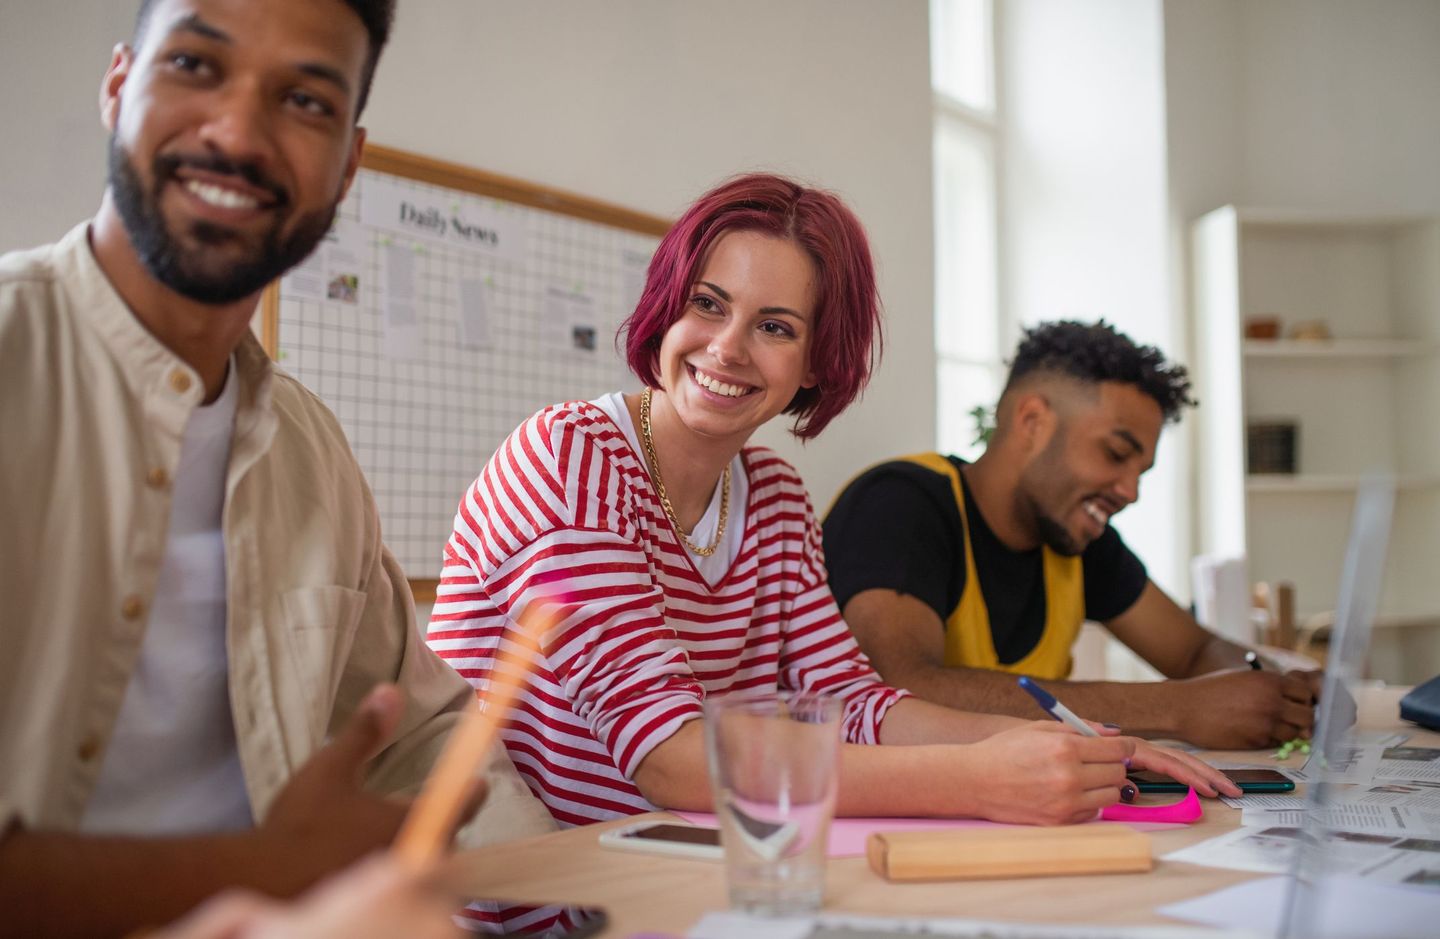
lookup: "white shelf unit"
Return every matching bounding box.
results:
[1243,338,1440,359]
[1244,474,1440,494]
[1191,207,1440,683]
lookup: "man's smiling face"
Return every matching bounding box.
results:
[1018,381,1162,556]
[102,0,369,303]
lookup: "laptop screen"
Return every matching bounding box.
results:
[1277,474,1396,939]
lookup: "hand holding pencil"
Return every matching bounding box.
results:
[392,598,556,869]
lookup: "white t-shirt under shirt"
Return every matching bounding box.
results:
[81,360,253,834]
[589,391,748,586]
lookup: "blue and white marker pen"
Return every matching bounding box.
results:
[1019,676,1137,801]
[1017,675,1100,738]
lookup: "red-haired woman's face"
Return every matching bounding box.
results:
[655,230,818,450]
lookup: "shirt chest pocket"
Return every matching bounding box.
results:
[278,585,366,746]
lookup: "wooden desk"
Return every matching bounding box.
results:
[445,687,1427,936]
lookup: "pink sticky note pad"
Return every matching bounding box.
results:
[677,811,997,858]
[679,792,1200,859]
[1099,786,1203,824]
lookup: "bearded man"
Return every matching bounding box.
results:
[0,2,551,935]
[824,320,1322,750]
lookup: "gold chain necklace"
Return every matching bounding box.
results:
[639,387,730,557]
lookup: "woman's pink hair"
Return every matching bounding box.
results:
[620,173,882,440]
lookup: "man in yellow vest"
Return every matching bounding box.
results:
[824,320,1322,749]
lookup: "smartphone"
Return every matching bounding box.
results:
[461,902,608,938]
[597,821,724,860]
[1128,768,1295,793]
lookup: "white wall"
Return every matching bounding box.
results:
[0,0,937,511]
[1000,0,1188,600]
[1166,0,1440,224]
[0,4,137,250]
[1237,0,1440,214]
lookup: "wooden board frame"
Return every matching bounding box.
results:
[259,143,672,603]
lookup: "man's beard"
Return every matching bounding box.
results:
[1035,512,1085,557]
[107,135,336,304]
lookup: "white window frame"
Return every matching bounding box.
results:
[931,0,1006,458]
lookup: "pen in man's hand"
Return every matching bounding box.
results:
[1245,650,1263,671]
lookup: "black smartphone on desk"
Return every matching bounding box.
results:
[1128,768,1295,793]
[461,902,608,938]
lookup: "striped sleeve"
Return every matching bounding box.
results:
[435,405,705,780]
[775,475,909,745]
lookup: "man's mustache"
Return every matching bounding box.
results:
[155,152,288,207]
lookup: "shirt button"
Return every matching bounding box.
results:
[169,369,193,394]
[121,595,145,620]
[146,467,170,489]
[77,735,101,762]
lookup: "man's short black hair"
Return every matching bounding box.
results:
[132,0,396,117]
[1003,320,1197,424]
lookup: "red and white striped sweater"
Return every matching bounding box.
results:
[427,400,906,827]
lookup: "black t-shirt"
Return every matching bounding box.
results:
[822,456,1148,665]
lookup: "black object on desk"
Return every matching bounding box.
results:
[1400,674,1440,731]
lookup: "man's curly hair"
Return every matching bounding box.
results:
[1004,320,1196,424]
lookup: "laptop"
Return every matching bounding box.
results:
[1276,473,1396,939]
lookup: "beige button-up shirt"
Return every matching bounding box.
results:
[0,223,554,845]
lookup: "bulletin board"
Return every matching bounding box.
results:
[260,144,670,600]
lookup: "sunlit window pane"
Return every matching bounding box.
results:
[930,0,994,111]
[937,358,1001,461]
[933,113,997,361]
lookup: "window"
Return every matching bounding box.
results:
[931,0,1001,459]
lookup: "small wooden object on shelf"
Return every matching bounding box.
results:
[1244,315,1282,340]
[1275,582,1297,650]
[1288,320,1332,341]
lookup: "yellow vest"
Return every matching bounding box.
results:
[900,454,1083,679]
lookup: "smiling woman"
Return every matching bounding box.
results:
[424,174,1235,849]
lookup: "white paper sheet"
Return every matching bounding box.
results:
[1377,746,1440,782]
[1158,875,1440,938]
[543,285,598,354]
[1240,803,1440,836]
[1287,734,1411,783]
[688,911,1260,939]
[1351,779,1440,807]
[1164,823,1311,875]
[457,277,493,349]
[383,243,420,361]
[1293,741,1383,784]
[1220,793,1311,811]
[282,219,366,304]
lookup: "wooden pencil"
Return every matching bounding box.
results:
[391,600,555,868]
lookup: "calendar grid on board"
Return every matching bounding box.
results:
[277,167,659,578]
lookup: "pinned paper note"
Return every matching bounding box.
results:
[383,243,420,361]
[543,285,598,354]
[458,277,493,350]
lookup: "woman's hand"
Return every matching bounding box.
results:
[956,721,1136,825]
[1125,739,1241,798]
